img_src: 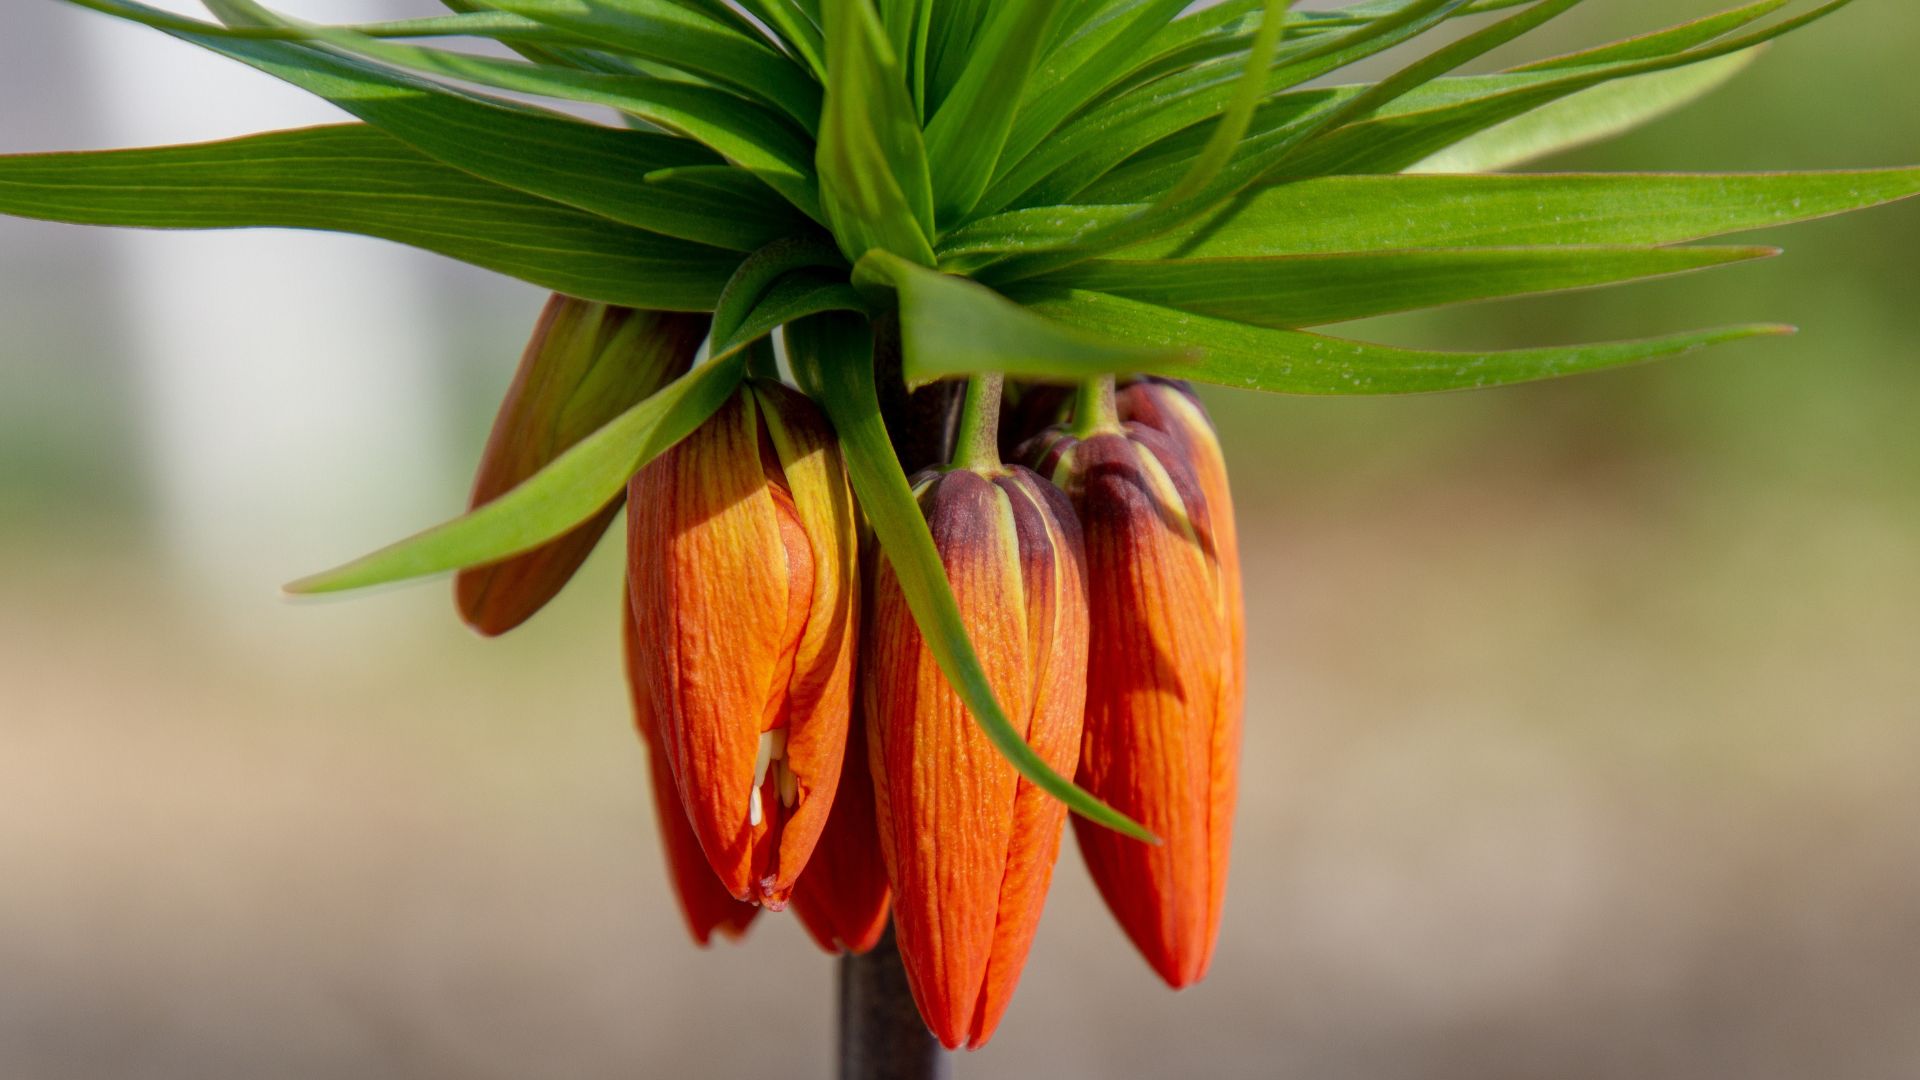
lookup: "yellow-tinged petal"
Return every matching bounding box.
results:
[626,381,856,908]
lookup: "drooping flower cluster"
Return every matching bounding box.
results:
[466,298,1243,1047]
[12,0,1918,1061]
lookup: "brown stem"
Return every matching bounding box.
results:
[838,922,948,1080]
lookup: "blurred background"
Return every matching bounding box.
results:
[3,2,1917,1077]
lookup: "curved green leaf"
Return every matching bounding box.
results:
[259,25,824,218]
[285,273,865,594]
[1025,289,1794,395]
[1410,51,1755,174]
[1020,245,1777,329]
[783,312,1157,843]
[855,249,1190,383]
[455,0,824,131]
[71,0,798,251]
[817,0,937,264]
[942,169,1920,268]
[0,125,739,310]
[921,0,1064,221]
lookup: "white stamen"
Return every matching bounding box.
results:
[753,731,776,788]
[748,785,764,827]
[777,759,798,808]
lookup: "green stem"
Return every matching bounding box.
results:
[952,373,1005,471]
[1072,375,1120,437]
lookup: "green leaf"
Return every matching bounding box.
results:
[1513,0,1788,70]
[853,249,1191,383]
[1003,0,1193,173]
[1275,0,1858,178]
[1154,0,1291,209]
[0,125,740,310]
[817,0,937,265]
[1410,50,1756,174]
[980,0,1462,217]
[782,312,1157,843]
[75,0,799,251]
[920,0,1065,222]
[734,0,828,79]
[1020,244,1776,329]
[463,0,824,131]
[1025,289,1794,395]
[1121,169,1920,258]
[284,272,865,595]
[942,168,1920,269]
[249,23,825,218]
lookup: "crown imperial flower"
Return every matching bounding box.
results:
[11,0,1919,1064]
[1025,400,1239,988]
[865,463,1090,1048]
[626,379,860,908]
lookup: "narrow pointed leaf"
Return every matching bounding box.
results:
[445,0,824,130]
[817,0,937,264]
[1411,51,1755,174]
[854,250,1190,383]
[1120,169,1920,258]
[0,125,738,310]
[1025,289,1794,395]
[943,169,1920,268]
[783,312,1156,843]
[1020,245,1777,329]
[257,24,824,217]
[75,0,799,250]
[920,0,1064,221]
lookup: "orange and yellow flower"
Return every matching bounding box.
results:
[458,296,707,636]
[863,465,1089,1048]
[1025,408,1242,989]
[625,379,859,908]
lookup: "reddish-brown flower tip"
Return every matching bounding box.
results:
[866,466,1090,1049]
[789,710,891,955]
[1025,417,1240,989]
[623,590,758,945]
[458,296,708,636]
[626,379,859,909]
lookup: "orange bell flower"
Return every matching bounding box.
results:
[625,379,859,908]
[1025,408,1241,989]
[458,295,707,636]
[623,588,759,945]
[865,466,1089,1049]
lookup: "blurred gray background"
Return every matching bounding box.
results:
[3,2,1917,1077]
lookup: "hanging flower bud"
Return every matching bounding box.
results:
[623,588,759,946]
[789,705,891,955]
[626,379,858,908]
[458,295,708,636]
[1116,378,1245,728]
[1024,408,1239,989]
[866,466,1089,1049]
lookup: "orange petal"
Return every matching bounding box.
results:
[623,586,758,945]
[1118,379,1244,958]
[790,711,891,955]
[1042,427,1233,989]
[627,384,856,908]
[458,296,707,635]
[867,467,1088,1049]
